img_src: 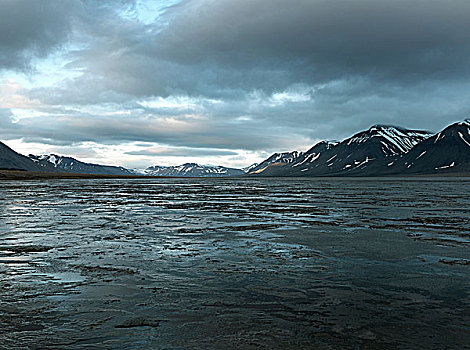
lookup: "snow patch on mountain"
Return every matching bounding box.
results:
[347,125,431,156]
[242,163,259,173]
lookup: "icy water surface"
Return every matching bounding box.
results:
[0,178,469,349]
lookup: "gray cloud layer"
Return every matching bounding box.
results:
[158,0,470,84]
[2,0,470,163]
[61,0,470,98]
[0,0,73,71]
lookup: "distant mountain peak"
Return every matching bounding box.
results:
[30,154,64,167]
[318,140,339,146]
[368,124,402,131]
[437,119,470,137]
[457,119,470,126]
[345,124,431,156]
[246,150,301,174]
[145,163,244,177]
[367,124,429,137]
[272,150,301,157]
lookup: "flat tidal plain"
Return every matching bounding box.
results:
[0,178,469,349]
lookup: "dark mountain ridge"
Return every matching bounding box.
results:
[247,151,301,174]
[28,154,133,175]
[249,120,470,177]
[250,124,433,176]
[382,120,470,175]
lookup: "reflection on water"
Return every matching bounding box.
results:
[0,178,469,349]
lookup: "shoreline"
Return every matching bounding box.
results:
[0,170,179,180]
[1,169,470,181]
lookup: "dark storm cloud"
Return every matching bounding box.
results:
[6,0,470,161]
[28,0,470,108]
[164,0,470,82]
[70,0,470,99]
[0,0,141,71]
[0,0,74,71]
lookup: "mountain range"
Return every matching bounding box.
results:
[1,120,469,177]
[29,154,133,175]
[144,163,244,177]
[248,120,470,176]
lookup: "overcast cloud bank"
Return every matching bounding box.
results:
[1,0,470,168]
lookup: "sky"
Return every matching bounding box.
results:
[1,0,470,169]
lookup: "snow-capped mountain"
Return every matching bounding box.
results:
[246,151,301,174]
[29,154,133,175]
[345,125,430,156]
[251,125,433,176]
[145,163,245,177]
[383,120,470,175]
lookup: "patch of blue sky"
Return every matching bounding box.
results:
[5,44,84,90]
[120,0,183,25]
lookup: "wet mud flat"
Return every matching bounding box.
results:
[0,177,469,349]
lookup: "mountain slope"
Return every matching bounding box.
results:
[145,163,244,177]
[385,120,470,174]
[29,154,133,175]
[242,163,259,173]
[246,151,301,174]
[0,142,54,172]
[254,125,432,176]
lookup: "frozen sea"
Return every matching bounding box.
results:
[0,178,469,349]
